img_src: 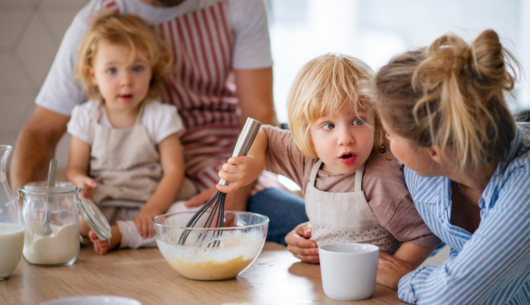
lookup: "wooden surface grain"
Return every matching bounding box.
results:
[0,242,406,305]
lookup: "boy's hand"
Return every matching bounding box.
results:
[75,177,98,201]
[216,155,262,193]
[134,207,160,239]
[285,222,320,264]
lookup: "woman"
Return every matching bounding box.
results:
[287,29,530,304]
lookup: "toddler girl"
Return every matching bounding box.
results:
[66,13,196,255]
[217,53,440,267]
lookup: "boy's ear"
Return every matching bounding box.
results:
[428,146,444,164]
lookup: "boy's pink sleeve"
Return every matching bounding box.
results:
[261,125,306,189]
[386,194,442,248]
[363,151,441,248]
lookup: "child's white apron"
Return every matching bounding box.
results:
[305,160,400,254]
[88,103,196,207]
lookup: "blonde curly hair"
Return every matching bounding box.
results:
[75,11,173,104]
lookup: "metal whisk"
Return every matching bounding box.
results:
[178,118,262,247]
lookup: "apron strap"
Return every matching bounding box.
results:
[92,100,104,123]
[355,163,365,192]
[308,159,323,186]
[88,100,104,145]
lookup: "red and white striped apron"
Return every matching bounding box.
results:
[102,0,281,194]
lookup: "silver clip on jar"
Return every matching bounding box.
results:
[18,182,80,266]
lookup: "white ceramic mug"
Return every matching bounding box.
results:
[319,243,379,300]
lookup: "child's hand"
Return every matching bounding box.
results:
[285,222,319,264]
[134,207,159,239]
[75,177,98,201]
[216,155,262,193]
[377,252,414,290]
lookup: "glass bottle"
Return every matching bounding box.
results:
[18,181,80,266]
[0,145,25,280]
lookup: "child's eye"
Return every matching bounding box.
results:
[106,67,117,74]
[132,66,144,72]
[322,123,335,130]
[353,118,364,126]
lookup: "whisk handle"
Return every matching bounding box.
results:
[219,118,262,186]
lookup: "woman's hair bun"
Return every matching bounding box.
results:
[416,29,517,94]
[470,29,516,90]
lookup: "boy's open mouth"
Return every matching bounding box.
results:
[119,94,133,100]
[339,153,356,165]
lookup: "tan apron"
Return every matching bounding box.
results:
[305,160,400,254]
[88,102,196,207]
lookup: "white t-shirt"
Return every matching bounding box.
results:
[67,101,185,145]
[36,0,272,116]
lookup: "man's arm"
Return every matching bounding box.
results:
[10,106,69,192]
[12,3,94,192]
[234,67,278,127]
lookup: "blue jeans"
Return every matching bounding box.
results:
[248,188,308,246]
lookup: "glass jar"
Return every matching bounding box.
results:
[18,181,80,266]
[0,145,24,280]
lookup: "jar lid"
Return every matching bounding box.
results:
[77,198,112,243]
[21,181,76,195]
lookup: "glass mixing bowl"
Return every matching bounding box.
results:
[153,211,269,281]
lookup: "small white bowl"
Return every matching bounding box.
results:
[39,296,141,305]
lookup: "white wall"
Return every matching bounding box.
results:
[0,0,89,172]
[269,0,529,124]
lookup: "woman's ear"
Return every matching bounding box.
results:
[428,146,444,164]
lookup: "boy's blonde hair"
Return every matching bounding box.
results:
[375,30,518,170]
[75,12,173,103]
[287,53,382,158]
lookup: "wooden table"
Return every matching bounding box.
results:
[0,242,405,305]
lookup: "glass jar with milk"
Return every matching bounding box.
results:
[0,145,25,280]
[19,181,80,266]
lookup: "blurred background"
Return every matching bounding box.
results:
[0,0,526,264]
[269,0,529,123]
[0,0,527,169]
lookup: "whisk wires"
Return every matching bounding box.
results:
[178,190,226,246]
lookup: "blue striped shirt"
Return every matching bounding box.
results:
[398,123,530,304]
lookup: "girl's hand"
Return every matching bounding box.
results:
[285,222,319,264]
[134,207,160,239]
[377,252,415,290]
[216,155,262,193]
[75,177,98,201]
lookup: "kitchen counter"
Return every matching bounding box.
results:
[0,242,405,305]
